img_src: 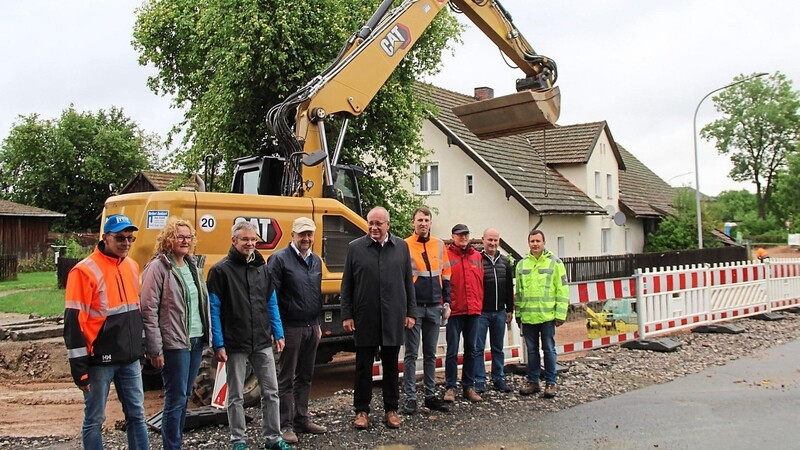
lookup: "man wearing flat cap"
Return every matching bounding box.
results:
[443,223,484,403]
[64,214,149,449]
[268,216,327,444]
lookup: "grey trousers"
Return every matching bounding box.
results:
[277,325,320,430]
[226,347,281,446]
[403,304,442,400]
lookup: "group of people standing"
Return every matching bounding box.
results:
[64,214,325,450]
[341,206,570,430]
[62,205,569,449]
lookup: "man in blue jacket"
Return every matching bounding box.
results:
[208,221,290,450]
[268,217,327,444]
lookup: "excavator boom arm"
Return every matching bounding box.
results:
[266,0,559,198]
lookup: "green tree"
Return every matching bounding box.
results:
[771,149,800,231]
[133,0,461,220]
[705,189,788,242]
[701,72,800,219]
[0,107,159,231]
[706,189,757,223]
[645,188,720,251]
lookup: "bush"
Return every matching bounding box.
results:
[749,229,787,245]
[63,237,91,258]
[18,252,56,273]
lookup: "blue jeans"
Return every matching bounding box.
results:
[522,321,558,385]
[475,310,507,384]
[403,304,442,400]
[82,359,149,450]
[445,314,480,390]
[161,337,204,450]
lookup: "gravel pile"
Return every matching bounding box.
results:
[5,310,799,450]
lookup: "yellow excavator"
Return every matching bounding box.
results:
[103,0,560,405]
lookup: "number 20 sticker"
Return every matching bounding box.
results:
[199,214,216,232]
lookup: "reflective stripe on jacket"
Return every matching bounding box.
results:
[63,244,144,386]
[406,234,451,305]
[515,249,569,324]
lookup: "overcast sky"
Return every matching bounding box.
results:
[2,1,799,196]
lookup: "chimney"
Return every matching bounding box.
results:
[474,86,494,101]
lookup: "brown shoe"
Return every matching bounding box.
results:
[519,381,541,396]
[298,421,327,434]
[353,411,369,429]
[542,384,557,398]
[463,387,482,402]
[443,388,456,402]
[384,410,401,429]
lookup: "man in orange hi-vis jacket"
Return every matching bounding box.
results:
[64,214,148,450]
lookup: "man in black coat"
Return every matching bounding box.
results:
[341,206,416,430]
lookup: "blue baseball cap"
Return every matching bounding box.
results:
[103,214,138,233]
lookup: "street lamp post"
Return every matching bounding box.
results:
[692,72,768,249]
[667,171,693,185]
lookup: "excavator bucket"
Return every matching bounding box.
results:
[452,87,561,140]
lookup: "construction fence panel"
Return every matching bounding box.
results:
[637,265,709,338]
[767,259,800,311]
[556,277,640,356]
[707,262,769,321]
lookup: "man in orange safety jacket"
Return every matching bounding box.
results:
[63,214,148,450]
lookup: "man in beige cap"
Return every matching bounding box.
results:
[268,217,327,444]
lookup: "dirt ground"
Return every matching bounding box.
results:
[754,245,800,259]
[0,313,164,438]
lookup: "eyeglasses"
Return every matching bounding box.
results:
[237,237,258,243]
[111,235,136,243]
[368,221,387,227]
[175,235,193,242]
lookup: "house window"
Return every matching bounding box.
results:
[594,171,602,198]
[625,228,632,253]
[465,174,474,195]
[557,236,565,258]
[606,173,613,199]
[416,163,440,194]
[601,228,611,254]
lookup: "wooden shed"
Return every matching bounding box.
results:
[0,200,65,258]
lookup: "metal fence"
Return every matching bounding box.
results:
[562,246,749,282]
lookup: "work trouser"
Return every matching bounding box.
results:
[403,303,442,400]
[227,348,281,447]
[277,325,321,430]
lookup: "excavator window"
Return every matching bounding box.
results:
[322,214,363,272]
[332,165,364,216]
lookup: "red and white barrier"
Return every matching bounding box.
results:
[636,260,800,340]
[569,277,636,304]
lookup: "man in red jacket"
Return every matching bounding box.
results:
[443,223,484,403]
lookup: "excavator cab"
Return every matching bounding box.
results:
[231,155,364,216]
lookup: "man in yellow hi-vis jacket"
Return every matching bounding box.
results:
[515,229,569,399]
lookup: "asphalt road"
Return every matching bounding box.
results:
[487,338,800,450]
